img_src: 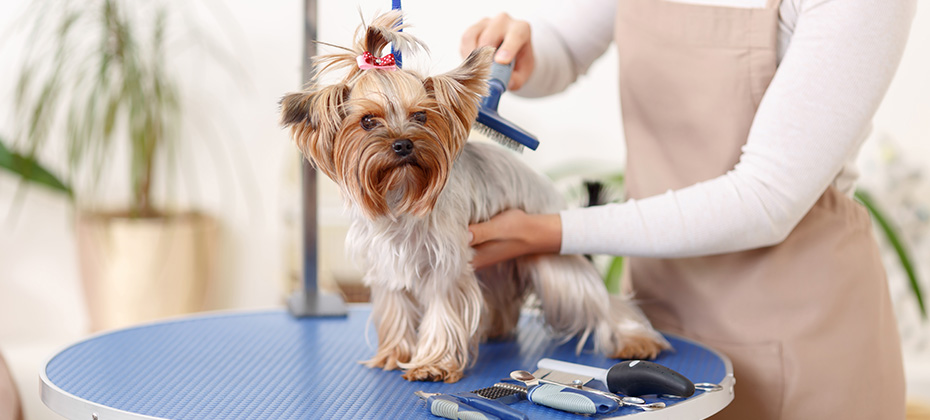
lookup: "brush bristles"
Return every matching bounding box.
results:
[472,122,526,153]
[472,383,524,399]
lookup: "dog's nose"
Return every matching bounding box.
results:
[392,139,414,157]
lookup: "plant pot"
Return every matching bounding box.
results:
[76,211,218,332]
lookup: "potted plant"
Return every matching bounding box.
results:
[9,0,218,331]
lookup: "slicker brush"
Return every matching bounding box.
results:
[473,61,540,152]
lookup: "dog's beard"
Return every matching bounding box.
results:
[338,131,453,219]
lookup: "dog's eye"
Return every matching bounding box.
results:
[411,111,427,125]
[360,114,380,131]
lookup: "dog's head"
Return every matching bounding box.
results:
[281,11,493,219]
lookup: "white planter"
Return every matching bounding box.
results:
[76,212,218,331]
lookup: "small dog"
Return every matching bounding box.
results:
[281,11,667,383]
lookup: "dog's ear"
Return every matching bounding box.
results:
[280,84,350,178]
[423,47,493,140]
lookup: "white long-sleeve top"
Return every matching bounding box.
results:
[520,0,916,258]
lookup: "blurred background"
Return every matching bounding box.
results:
[0,0,927,418]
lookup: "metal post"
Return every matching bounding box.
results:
[287,0,347,317]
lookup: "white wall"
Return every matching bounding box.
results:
[1,1,928,419]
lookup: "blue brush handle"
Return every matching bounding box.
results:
[474,59,540,151]
[426,394,501,420]
[451,392,528,420]
[527,383,619,415]
[481,61,513,112]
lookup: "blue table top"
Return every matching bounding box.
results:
[42,306,730,419]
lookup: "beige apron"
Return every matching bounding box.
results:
[614,0,905,418]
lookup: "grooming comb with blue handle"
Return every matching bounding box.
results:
[474,60,540,152]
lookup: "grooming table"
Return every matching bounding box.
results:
[40,306,733,419]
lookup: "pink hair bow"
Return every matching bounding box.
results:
[357,52,397,71]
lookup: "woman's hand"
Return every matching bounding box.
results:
[468,209,562,269]
[460,13,535,91]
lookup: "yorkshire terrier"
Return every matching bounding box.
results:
[280,11,668,383]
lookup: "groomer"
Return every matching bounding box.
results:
[463,0,915,418]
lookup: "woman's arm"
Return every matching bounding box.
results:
[469,0,917,267]
[559,0,917,258]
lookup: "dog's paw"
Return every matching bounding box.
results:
[362,349,411,371]
[611,334,670,360]
[402,364,464,383]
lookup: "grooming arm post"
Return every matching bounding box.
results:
[287,0,347,317]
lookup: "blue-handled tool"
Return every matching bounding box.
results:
[510,370,619,415]
[415,386,528,420]
[473,60,540,152]
[527,382,619,415]
[415,391,500,420]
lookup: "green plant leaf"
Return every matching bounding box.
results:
[604,256,625,295]
[856,189,927,320]
[0,136,72,196]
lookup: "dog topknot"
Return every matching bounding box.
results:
[312,10,429,82]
